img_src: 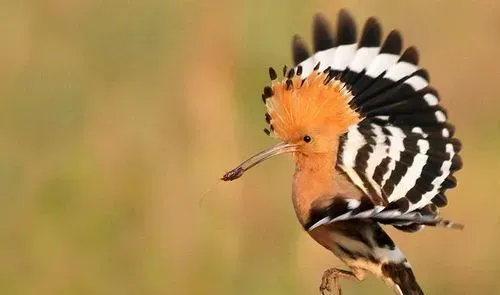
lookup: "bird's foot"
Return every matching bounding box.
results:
[319,268,357,295]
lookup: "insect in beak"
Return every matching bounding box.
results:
[221,142,298,181]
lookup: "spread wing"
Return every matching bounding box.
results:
[292,10,462,232]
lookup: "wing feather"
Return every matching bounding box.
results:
[292,11,462,232]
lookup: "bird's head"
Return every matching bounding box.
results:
[222,66,361,181]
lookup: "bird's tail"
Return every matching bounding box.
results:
[381,262,424,295]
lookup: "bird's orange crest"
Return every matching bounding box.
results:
[263,66,361,143]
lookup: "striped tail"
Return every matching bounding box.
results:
[313,220,426,295]
[382,262,424,295]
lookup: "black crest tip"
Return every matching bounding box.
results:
[296,65,303,76]
[268,67,277,80]
[265,113,271,123]
[263,86,273,99]
[323,75,333,85]
[282,65,288,77]
[313,62,321,71]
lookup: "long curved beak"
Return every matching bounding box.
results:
[221,142,298,181]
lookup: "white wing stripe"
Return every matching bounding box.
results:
[364,125,386,195]
[348,47,380,73]
[387,154,428,203]
[342,126,365,167]
[314,48,336,71]
[405,75,428,91]
[331,44,358,71]
[298,56,316,78]
[365,53,399,77]
[423,93,438,106]
[384,61,419,81]
[409,144,455,211]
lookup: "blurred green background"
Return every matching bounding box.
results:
[1,0,499,294]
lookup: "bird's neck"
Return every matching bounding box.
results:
[292,152,338,225]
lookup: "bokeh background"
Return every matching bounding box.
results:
[1,0,500,294]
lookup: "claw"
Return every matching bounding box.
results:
[318,268,358,295]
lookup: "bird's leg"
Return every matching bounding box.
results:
[319,268,358,295]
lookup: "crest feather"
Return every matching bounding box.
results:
[263,69,361,141]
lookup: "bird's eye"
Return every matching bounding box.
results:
[303,135,312,143]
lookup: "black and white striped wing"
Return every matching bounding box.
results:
[304,195,462,232]
[292,10,462,230]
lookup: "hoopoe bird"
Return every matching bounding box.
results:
[222,9,462,295]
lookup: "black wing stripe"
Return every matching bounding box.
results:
[354,126,386,202]
[336,9,357,45]
[305,196,462,231]
[313,13,335,52]
[359,17,382,47]
[380,30,403,55]
[292,35,311,66]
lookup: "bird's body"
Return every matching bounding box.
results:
[289,96,422,295]
[222,9,462,295]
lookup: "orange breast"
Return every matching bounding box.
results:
[292,160,364,226]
